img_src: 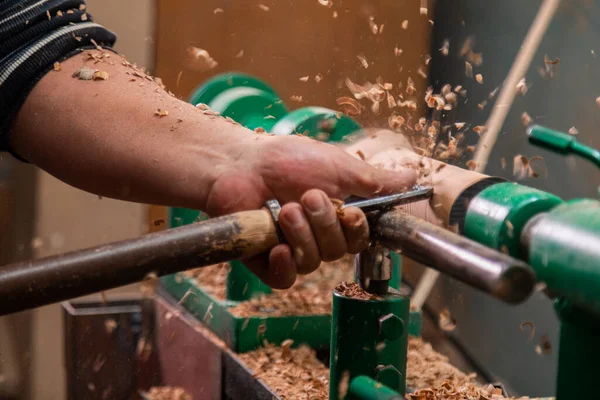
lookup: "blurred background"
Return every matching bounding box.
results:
[0,0,598,398]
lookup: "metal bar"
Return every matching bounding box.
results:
[342,186,433,213]
[371,210,535,304]
[0,210,277,315]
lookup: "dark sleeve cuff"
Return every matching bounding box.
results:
[0,1,117,160]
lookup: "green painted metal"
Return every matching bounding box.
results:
[271,106,362,141]
[329,292,410,399]
[528,125,600,169]
[554,298,600,400]
[348,376,403,400]
[161,273,331,353]
[408,310,422,337]
[464,182,562,258]
[189,73,279,107]
[209,87,287,131]
[226,260,272,301]
[528,199,600,315]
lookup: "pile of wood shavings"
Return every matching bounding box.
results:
[238,342,329,399]
[144,386,192,400]
[239,337,512,400]
[407,337,477,389]
[408,381,511,400]
[183,262,230,300]
[187,256,354,317]
[334,281,382,300]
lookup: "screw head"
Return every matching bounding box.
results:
[378,313,405,340]
[375,364,402,390]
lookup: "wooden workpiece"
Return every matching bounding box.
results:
[346,131,499,228]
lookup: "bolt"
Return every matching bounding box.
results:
[378,313,405,341]
[375,364,402,390]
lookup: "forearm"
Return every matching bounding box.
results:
[10,50,256,209]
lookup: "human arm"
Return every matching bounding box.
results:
[8,50,417,287]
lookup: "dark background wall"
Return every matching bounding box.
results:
[430,0,600,396]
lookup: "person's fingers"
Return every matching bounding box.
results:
[338,206,369,254]
[243,245,297,289]
[335,156,418,198]
[301,189,347,262]
[278,203,321,275]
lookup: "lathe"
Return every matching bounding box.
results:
[3,73,600,399]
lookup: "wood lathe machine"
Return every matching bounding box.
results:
[2,74,599,399]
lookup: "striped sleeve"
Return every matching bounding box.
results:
[0,0,116,156]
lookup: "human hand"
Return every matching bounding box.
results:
[203,134,417,288]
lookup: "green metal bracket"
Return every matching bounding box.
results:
[464,182,562,258]
[553,298,600,400]
[329,292,410,399]
[528,199,600,315]
[528,125,600,169]
[348,376,403,400]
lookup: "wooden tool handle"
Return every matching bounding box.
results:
[0,209,279,315]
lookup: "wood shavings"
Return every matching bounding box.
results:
[258,4,270,11]
[357,54,369,69]
[155,109,169,117]
[53,62,61,71]
[336,96,361,116]
[72,67,96,80]
[388,115,405,130]
[408,380,510,400]
[472,125,486,135]
[420,0,428,15]
[475,73,483,84]
[440,39,450,56]
[454,122,465,130]
[104,319,117,334]
[521,112,532,127]
[239,343,329,400]
[92,70,109,80]
[46,10,51,20]
[402,20,409,29]
[368,17,378,35]
[317,0,333,7]
[334,281,381,300]
[466,146,475,153]
[227,257,354,317]
[466,160,477,171]
[387,92,397,108]
[501,157,507,169]
[513,155,545,179]
[81,13,88,21]
[539,335,552,354]
[356,150,365,160]
[315,73,323,83]
[394,47,403,56]
[185,46,218,71]
[333,11,338,18]
[290,95,304,102]
[140,272,158,297]
[465,62,473,78]
[407,337,478,390]
[568,126,579,135]
[544,54,560,65]
[144,387,192,400]
[418,67,428,79]
[516,78,528,96]
[520,321,535,341]
[299,76,309,82]
[424,54,432,65]
[213,7,224,13]
[235,50,244,58]
[439,308,457,332]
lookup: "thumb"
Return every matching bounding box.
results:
[335,154,418,198]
